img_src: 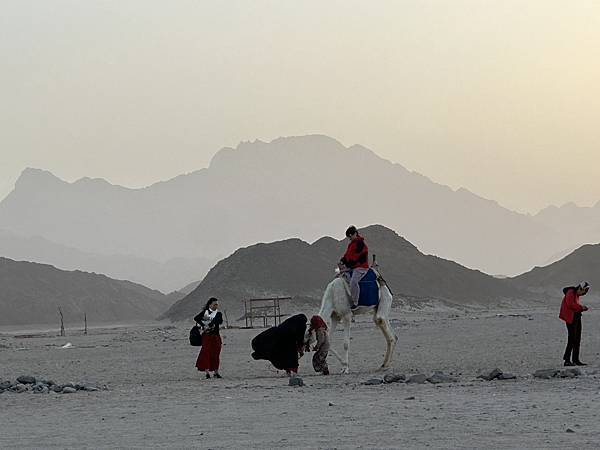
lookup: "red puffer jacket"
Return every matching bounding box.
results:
[340,236,369,269]
[559,288,585,324]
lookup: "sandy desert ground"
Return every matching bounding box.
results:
[1,306,600,449]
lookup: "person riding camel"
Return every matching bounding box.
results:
[339,225,369,310]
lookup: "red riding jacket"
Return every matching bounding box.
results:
[340,236,369,269]
[559,287,586,324]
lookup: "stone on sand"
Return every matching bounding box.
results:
[427,371,457,384]
[383,373,405,384]
[497,373,516,380]
[61,387,77,394]
[364,378,384,385]
[534,369,559,379]
[407,374,428,384]
[33,384,49,394]
[558,368,581,378]
[16,375,36,385]
[288,377,303,387]
[13,383,28,393]
[477,368,503,381]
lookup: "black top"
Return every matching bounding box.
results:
[251,314,308,370]
[194,311,223,336]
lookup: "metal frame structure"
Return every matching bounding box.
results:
[244,296,291,328]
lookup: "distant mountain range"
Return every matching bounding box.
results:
[512,243,600,300]
[0,229,213,293]
[3,223,596,327]
[0,257,174,326]
[1,135,599,282]
[163,225,534,322]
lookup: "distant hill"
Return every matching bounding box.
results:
[0,229,214,293]
[0,257,172,325]
[163,225,532,322]
[1,135,592,278]
[511,244,600,299]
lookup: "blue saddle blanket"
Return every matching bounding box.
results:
[358,269,379,307]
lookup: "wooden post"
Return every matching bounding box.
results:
[84,313,87,335]
[58,307,65,337]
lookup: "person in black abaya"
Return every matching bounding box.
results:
[251,313,308,376]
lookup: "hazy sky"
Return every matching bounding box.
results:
[1,0,599,213]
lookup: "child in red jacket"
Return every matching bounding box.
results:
[559,282,590,366]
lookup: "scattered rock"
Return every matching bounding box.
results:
[288,377,304,387]
[33,384,49,394]
[558,368,582,378]
[478,368,503,381]
[407,374,428,384]
[427,371,457,384]
[497,373,517,380]
[405,396,416,400]
[1,376,101,395]
[16,375,36,385]
[383,373,405,384]
[328,402,334,406]
[566,428,575,433]
[534,369,559,379]
[13,383,28,393]
[364,378,384,386]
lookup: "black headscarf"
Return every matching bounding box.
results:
[251,314,308,371]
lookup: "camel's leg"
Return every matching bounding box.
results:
[327,316,345,366]
[374,316,397,369]
[340,316,351,374]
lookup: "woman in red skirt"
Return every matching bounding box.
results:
[194,297,223,379]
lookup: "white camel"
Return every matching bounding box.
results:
[315,269,397,373]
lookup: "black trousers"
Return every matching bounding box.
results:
[563,313,582,362]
